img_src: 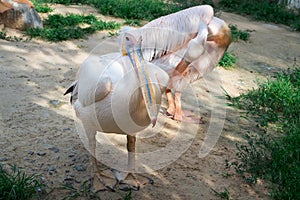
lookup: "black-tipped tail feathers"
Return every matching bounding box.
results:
[64,81,78,104]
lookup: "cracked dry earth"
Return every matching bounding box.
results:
[0,5,299,200]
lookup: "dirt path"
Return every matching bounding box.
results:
[0,6,299,199]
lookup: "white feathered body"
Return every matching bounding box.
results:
[71,53,169,135]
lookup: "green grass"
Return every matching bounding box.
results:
[229,24,250,42]
[88,0,180,21]
[35,0,210,21]
[212,187,231,200]
[218,52,237,69]
[32,0,53,13]
[0,164,44,200]
[219,0,300,31]
[26,14,120,41]
[226,68,300,199]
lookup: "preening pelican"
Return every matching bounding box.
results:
[120,5,231,123]
[65,34,169,191]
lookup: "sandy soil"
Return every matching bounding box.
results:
[0,5,299,200]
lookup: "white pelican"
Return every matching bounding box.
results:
[65,33,169,191]
[120,5,231,123]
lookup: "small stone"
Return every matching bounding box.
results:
[37,188,42,193]
[28,150,34,155]
[64,177,73,181]
[0,157,8,162]
[75,165,85,172]
[68,154,75,158]
[49,146,59,153]
[65,169,70,173]
[49,165,56,171]
[75,179,81,183]
[63,128,71,131]
[37,152,46,156]
[48,100,62,108]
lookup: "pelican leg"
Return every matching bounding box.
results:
[113,135,154,191]
[173,91,205,124]
[88,131,117,192]
[173,91,183,121]
[166,88,175,117]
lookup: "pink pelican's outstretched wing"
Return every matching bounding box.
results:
[120,5,214,62]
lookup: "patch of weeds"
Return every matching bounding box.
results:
[222,172,233,178]
[32,0,53,13]
[0,164,44,200]
[35,0,87,5]
[87,0,212,21]
[0,31,29,42]
[124,19,142,27]
[212,187,231,200]
[218,51,237,69]
[88,0,180,21]
[219,0,300,31]
[37,0,210,20]
[226,68,300,199]
[26,14,120,41]
[229,24,250,41]
[60,180,100,200]
[108,31,120,37]
[123,190,132,200]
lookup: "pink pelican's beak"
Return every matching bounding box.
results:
[123,33,158,127]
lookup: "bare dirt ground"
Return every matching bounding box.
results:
[0,5,299,200]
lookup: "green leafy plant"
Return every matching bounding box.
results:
[229,24,250,41]
[0,164,44,200]
[218,51,237,69]
[226,68,300,199]
[32,0,53,13]
[26,14,120,41]
[123,190,132,200]
[212,187,231,200]
[124,19,142,27]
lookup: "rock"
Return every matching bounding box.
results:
[75,179,81,183]
[75,165,85,172]
[28,150,34,155]
[48,100,61,107]
[68,154,75,158]
[0,0,43,30]
[0,157,8,162]
[49,165,56,172]
[37,151,46,156]
[48,146,59,153]
[64,176,74,181]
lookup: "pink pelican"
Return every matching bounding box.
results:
[120,5,232,123]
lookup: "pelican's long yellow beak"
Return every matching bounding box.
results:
[124,35,158,127]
